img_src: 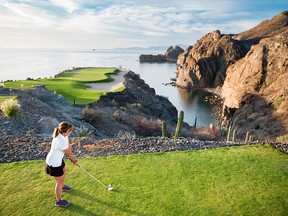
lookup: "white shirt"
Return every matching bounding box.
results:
[46,133,69,167]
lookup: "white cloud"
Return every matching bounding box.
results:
[1,3,57,28]
[0,0,286,48]
[49,0,79,13]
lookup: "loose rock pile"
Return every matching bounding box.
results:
[0,135,287,163]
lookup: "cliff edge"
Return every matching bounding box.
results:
[176,11,288,140]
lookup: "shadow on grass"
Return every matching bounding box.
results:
[70,189,147,216]
[65,203,97,216]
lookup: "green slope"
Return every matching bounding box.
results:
[0,145,287,215]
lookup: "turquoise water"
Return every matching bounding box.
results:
[0,48,216,126]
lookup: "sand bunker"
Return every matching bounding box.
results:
[87,70,126,91]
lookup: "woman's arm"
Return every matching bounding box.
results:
[64,146,79,166]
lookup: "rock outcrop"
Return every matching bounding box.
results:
[176,30,248,88]
[83,71,191,137]
[165,46,184,62]
[222,28,288,140]
[139,54,166,63]
[176,11,288,90]
[176,11,288,140]
[139,46,184,63]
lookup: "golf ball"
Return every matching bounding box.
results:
[107,184,113,191]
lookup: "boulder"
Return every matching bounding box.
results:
[37,116,59,134]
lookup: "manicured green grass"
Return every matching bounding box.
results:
[0,145,287,215]
[3,68,121,105]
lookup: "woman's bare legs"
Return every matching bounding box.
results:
[54,167,66,201]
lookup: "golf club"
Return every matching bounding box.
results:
[78,165,113,191]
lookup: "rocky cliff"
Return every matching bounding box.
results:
[176,30,248,88]
[222,26,288,140]
[139,46,184,63]
[176,11,288,140]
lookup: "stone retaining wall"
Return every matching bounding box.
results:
[0,136,287,163]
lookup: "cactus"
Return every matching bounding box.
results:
[226,126,232,142]
[232,128,236,143]
[194,117,197,130]
[174,111,184,139]
[162,120,167,137]
[245,132,249,142]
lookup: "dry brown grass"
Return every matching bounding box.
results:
[83,140,120,152]
[191,127,224,141]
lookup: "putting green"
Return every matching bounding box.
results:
[3,68,124,105]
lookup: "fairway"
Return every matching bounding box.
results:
[3,68,123,105]
[0,145,287,216]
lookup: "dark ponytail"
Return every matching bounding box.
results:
[52,127,60,138]
[52,121,74,138]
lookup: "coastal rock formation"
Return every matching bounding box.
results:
[165,46,184,62]
[176,11,288,140]
[139,54,166,63]
[222,28,288,139]
[83,71,191,137]
[139,46,184,63]
[176,30,247,88]
[176,11,288,89]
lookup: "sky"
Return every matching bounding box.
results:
[0,0,287,49]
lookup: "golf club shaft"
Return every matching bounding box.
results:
[79,165,107,188]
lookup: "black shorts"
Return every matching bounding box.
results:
[45,160,65,177]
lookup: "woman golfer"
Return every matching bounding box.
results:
[45,121,78,207]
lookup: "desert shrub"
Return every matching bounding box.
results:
[278,98,288,112]
[74,125,94,137]
[191,127,223,141]
[81,106,104,126]
[123,103,150,114]
[273,96,287,110]
[134,116,161,136]
[276,134,288,143]
[119,106,128,112]
[0,99,21,118]
[117,130,136,139]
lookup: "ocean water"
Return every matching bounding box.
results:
[0,48,216,126]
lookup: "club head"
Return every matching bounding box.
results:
[107,184,113,191]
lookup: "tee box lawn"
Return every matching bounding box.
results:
[3,67,124,105]
[0,145,287,215]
